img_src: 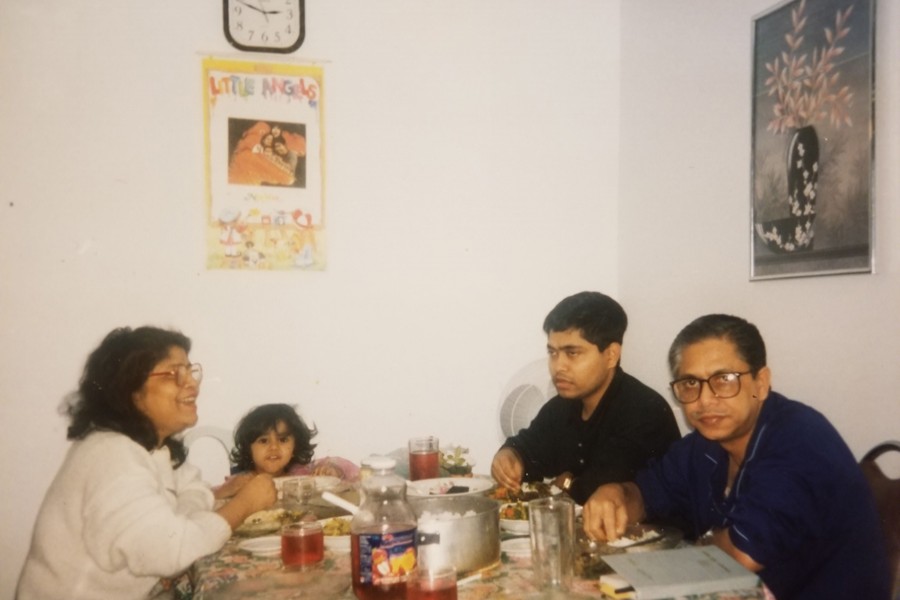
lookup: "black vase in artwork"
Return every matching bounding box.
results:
[755,125,819,253]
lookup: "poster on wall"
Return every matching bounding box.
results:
[203,57,325,270]
[750,0,874,280]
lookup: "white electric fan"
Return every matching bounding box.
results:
[498,358,556,440]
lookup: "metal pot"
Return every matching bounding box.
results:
[410,495,500,576]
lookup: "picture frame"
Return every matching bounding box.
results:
[750,0,875,280]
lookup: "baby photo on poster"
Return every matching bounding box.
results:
[227,118,307,189]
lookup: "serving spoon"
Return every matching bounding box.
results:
[320,491,359,515]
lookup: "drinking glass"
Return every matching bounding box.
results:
[407,566,458,600]
[282,476,316,507]
[528,496,575,591]
[281,521,324,568]
[408,436,440,481]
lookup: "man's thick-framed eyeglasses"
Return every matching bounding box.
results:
[669,371,751,404]
[148,363,203,386]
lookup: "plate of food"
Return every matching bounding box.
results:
[234,508,303,537]
[499,502,530,535]
[582,523,682,555]
[319,515,352,553]
[489,480,559,502]
[406,476,495,497]
[237,535,281,557]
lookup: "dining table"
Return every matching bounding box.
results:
[155,486,768,600]
[169,538,767,600]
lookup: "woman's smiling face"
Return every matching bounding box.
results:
[250,420,296,476]
[132,346,200,446]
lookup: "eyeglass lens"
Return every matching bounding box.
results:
[181,364,203,385]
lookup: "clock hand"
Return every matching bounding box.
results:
[256,0,281,16]
[234,0,276,16]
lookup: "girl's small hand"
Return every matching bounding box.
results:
[217,473,277,530]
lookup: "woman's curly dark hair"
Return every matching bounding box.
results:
[230,403,317,473]
[65,326,192,467]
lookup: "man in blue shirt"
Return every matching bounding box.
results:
[583,314,891,599]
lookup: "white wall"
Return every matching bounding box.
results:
[0,1,619,595]
[3,1,898,597]
[617,0,900,458]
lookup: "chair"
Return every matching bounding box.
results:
[183,426,235,485]
[860,440,900,598]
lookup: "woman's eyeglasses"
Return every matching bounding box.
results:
[148,363,203,386]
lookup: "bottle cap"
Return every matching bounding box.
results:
[365,456,397,471]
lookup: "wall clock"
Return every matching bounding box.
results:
[223,0,305,54]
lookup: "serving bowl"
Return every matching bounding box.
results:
[498,502,530,535]
[319,515,351,553]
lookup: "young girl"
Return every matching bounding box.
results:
[215,404,358,499]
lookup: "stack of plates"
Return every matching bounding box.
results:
[500,538,531,558]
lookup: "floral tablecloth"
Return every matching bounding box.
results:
[156,536,766,600]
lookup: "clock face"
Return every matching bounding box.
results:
[224,0,305,53]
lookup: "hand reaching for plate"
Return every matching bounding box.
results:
[491,447,524,491]
[218,474,278,531]
[213,472,256,501]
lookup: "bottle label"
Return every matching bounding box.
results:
[355,528,417,586]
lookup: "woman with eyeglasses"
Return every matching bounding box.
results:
[17,326,277,600]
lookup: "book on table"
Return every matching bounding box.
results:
[600,545,759,599]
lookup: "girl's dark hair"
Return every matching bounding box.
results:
[230,403,317,472]
[65,326,191,467]
[668,314,767,376]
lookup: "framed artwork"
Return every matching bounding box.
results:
[202,57,326,270]
[750,0,875,280]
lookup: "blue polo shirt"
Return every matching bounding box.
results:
[636,392,891,600]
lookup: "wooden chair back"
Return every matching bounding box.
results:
[860,441,900,598]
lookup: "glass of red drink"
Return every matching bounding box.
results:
[407,566,458,600]
[408,436,440,481]
[281,521,324,568]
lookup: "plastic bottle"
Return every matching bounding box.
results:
[350,456,417,600]
[357,455,379,489]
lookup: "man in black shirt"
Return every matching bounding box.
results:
[491,291,681,505]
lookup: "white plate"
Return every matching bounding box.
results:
[318,515,352,553]
[324,537,350,553]
[500,518,530,535]
[500,537,531,558]
[406,476,495,497]
[234,508,287,536]
[238,535,281,557]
